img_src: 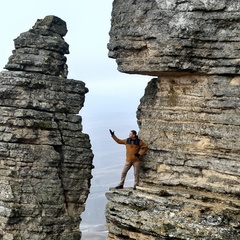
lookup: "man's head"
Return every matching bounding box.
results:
[129,130,137,138]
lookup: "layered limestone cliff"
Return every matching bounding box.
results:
[106,1,240,239]
[0,16,93,239]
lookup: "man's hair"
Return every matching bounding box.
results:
[131,130,137,136]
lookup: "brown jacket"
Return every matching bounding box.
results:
[112,134,148,162]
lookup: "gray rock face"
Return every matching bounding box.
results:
[106,1,240,239]
[108,0,240,75]
[5,15,69,78]
[0,16,93,239]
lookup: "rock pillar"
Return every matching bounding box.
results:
[0,16,93,239]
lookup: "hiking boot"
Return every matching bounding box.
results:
[115,185,123,189]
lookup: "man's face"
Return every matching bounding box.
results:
[129,131,136,138]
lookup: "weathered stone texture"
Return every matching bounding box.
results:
[106,186,240,239]
[106,1,240,239]
[108,0,240,75]
[138,75,240,194]
[5,15,69,78]
[0,16,93,239]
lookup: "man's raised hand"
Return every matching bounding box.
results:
[109,129,114,136]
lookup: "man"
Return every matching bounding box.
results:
[109,129,148,190]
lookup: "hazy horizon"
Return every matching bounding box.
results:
[80,75,150,240]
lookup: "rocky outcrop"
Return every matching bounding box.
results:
[106,1,240,239]
[5,15,69,78]
[108,0,240,76]
[0,16,93,239]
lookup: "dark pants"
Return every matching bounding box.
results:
[119,161,140,186]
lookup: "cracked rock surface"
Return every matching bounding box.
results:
[0,16,93,239]
[106,1,240,239]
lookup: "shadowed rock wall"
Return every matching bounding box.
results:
[106,1,240,239]
[0,16,93,239]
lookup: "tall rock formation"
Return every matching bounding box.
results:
[0,16,93,239]
[106,1,240,239]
